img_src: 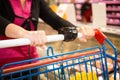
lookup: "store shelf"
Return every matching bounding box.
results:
[107,15,120,18]
[104,1,120,4]
[100,27,120,35]
[107,9,120,11]
[105,0,120,26]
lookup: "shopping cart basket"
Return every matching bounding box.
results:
[0,29,119,80]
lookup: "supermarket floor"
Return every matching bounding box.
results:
[37,21,120,57]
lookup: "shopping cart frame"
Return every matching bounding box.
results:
[0,29,119,80]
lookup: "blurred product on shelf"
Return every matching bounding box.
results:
[81,0,92,23]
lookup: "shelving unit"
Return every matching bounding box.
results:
[74,2,83,21]
[104,1,120,26]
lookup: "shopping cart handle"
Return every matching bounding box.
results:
[0,29,107,48]
[0,33,82,48]
[94,29,107,44]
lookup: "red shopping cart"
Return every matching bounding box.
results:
[0,29,119,80]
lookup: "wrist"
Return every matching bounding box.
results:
[5,23,29,38]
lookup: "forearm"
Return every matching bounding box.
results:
[5,23,28,38]
[39,0,76,30]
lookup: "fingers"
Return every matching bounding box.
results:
[78,26,95,42]
[26,30,47,48]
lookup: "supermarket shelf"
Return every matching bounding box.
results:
[107,15,120,18]
[100,26,120,35]
[106,1,120,26]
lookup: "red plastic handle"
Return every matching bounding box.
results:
[94,29,107,44]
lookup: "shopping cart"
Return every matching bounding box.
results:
[0,29,119,80]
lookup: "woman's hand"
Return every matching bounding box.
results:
[5,24,47,48]
[25,30,47,48]
[77,26,95,42]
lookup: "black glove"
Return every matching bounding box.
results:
[58,27,78,42]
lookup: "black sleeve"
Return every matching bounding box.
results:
[0,1,11,35]
[39,0,76,31]
[0,15,11,35]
